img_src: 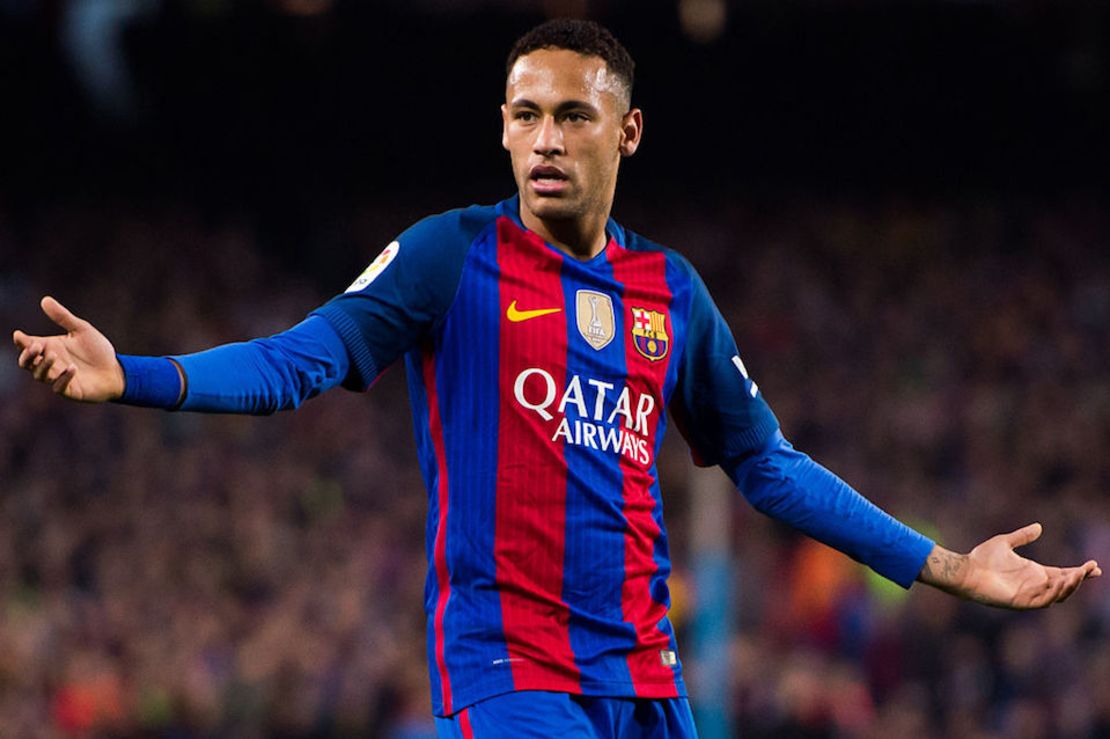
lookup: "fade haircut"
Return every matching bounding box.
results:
[506,19,635,109]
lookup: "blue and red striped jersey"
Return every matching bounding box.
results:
[161,195,931,716]
[313,196,780,715]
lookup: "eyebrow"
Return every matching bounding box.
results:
[509,99,601,114]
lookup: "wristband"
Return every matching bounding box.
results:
[114,355,184,409]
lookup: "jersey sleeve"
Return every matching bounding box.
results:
[668,258,932,588]
[173,315,350,414]
[727,431,935,588]
[310,209,477,390]
[670,259,780,466]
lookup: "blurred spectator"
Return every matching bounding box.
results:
[2,193,1108,737]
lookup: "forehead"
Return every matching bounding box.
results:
[506,48,624,107]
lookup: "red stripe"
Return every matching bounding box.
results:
[423,346,454,713]
[609,243,680,697]
[459,708,474,739]
[493,218,580,692]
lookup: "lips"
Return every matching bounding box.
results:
[529,164,569,194]
[530,164,568,181]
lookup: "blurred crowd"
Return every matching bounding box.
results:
[1,192,1109,738]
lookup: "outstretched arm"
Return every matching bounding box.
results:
[14,213,475,410]
[727,432,1102,606]
[726,431,935,588]
[917,523,1101,609]
[14,296,350,413]
[671,247,1100,609]
[13,296,129,403]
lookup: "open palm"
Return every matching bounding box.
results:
[964,523,1101,609]
[12,296,124,402]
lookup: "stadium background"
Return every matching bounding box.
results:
[2,1,1109,736]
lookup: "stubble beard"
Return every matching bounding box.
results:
[526,193,583,223]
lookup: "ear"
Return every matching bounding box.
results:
[619,108,643,157]
[501,104,510,152]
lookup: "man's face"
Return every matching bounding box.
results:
[502,49,641,228]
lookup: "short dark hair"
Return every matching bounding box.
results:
[506,19,635,105]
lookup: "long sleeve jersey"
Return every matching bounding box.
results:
[156,195,933,716]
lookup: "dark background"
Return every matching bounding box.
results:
[3,1,1108,276]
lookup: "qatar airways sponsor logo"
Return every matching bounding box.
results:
[513,367,655,466]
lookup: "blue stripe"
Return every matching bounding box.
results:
[559,253,636,689]
[649,253,695,687]
[433,221,512,711]
[402,348,446,711]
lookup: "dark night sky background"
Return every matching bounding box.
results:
[4,3,1108,191]
[1,1,1107,281]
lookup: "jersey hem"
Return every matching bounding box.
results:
[434,675,689,718]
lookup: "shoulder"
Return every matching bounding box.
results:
[357,202,498,289]
[400,202,500,251]
[339,203,500,299]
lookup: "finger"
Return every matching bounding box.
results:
[1081,560,1101,579]
[41,296,83,333]
[1058,580,1086,603]
[52,365,76,395]
[1032,573,1067,608]
[1005,522,1043,550]
[18,341,43,368]
[1059,564,1096,602]
[33,353,57,383]
[13,329,31,349]
[18,341,44,369]
[1057,568,1089,603]
[46,361,69,385]
[36,353,64,383]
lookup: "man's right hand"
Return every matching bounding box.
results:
[12,296,125,403]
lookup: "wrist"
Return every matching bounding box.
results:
[110,359,126,400]
[113,355,185,409]
[917,545,972,596]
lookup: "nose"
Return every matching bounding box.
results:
[533,115,565,156]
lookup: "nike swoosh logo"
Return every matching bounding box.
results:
[507,300,562,322]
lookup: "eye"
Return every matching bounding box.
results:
[565,112,590,123]
[514,110,538,122]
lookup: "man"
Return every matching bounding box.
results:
[12,19,1101,739]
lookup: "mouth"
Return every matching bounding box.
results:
[529,164,570,195]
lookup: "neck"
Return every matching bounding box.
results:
[520,206,610,261]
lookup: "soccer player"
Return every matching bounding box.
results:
[12,19,1101,739]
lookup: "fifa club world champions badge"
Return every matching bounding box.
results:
[576,289,616,351]
[631,307,669,361]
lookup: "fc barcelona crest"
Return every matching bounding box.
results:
[576,290,615,350]
[631,307,669,362]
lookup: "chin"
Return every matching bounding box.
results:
[523,193,581,222]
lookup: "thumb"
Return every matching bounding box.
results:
[1005,522,1043,549]
[41,296,83,333]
